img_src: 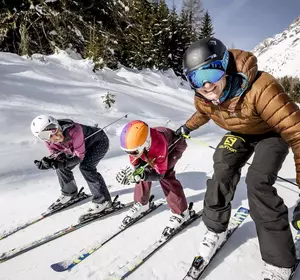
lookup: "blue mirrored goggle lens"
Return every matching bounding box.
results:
[201,60,224,70]
[186,68,225,89]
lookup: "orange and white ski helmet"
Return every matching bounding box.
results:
[120,120,151,156]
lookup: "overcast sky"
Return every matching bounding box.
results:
[165,0,300,50]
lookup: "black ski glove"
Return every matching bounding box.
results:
[34,156,54,170]
[50,159,66,170]
[175,124,192,137]
[65,156,81,168]
[143,167,164,181]
[292,196,300,230]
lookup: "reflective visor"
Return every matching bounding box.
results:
[125,147,144,157]
[186,68,225,89]
[185,59,226,89]
[126,150,140,156]
[38,123,58,141]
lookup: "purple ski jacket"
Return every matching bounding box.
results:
[45,122,85,160]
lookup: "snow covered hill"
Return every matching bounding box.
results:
[0,49,299,280]
[253,16,300,78]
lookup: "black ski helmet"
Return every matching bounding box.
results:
[183,37,229,74]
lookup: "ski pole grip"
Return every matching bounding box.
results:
[133,166,146,176]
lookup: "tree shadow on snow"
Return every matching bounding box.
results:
[112,170,297,278]
[177,171,249,211]
[110,171,252,233]
[203,203,299,278]
[110,186,135,198]
[198,178,300,278]
[175,171,257,277]
[200,219,256,278]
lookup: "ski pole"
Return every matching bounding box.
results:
[168,136,183,154]
[182,134,299,188]
[164,119,171,126]
[132,137,183,177]
[85,113,129,140]
[182,134,216,150]
[48,114,129,161]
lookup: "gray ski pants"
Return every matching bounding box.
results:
[56,135,111,204]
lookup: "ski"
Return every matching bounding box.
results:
[183,206,249,280]
[104,203,203,280]
[0,187,90,241]
[0,196,133,262]
[290,230,300,280]
[50,195,164,272]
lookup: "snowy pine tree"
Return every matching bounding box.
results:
[182,0,204,39]
[101,92,116,109]
[0,0,202,75]
[199,10,214,39]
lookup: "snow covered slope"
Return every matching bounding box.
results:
[0,50,298,280]
[253,16,300,78]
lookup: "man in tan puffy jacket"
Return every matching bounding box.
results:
[176,37,300,280]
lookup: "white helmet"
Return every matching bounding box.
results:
[31,115,59,141]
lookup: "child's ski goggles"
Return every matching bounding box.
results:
[38,123,59,141]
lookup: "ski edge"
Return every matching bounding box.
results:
[183,206,250,280]
[0,197,133,262]
[0,188,90,240]
[105,207,203,280]
[50,197,165,272]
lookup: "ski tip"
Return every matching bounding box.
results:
[77,187,84,195]
[149,194,155,203]
[188,201,194,210]
[0,253,6,261]
[237,207,249,214]
[50,262,68,272]
[112,195,119,204]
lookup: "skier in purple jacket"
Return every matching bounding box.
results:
[31,115,112,213]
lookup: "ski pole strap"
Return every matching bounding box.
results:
[182,134,215,149]
[133,165,147,176]
[132,157,156,177]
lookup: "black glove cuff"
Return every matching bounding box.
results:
[65,156,81,167]
[183,124,192,133]
[58,160,66,169]
[143,168,164,181]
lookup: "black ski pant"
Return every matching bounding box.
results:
[203,131,296,268]
[56,135,111,204]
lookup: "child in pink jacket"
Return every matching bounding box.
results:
[116,120,189,233]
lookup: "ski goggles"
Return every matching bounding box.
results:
[122,136,151,157]
[125,147,144,157]
[185,60,225,89]
[38,123,59,141]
